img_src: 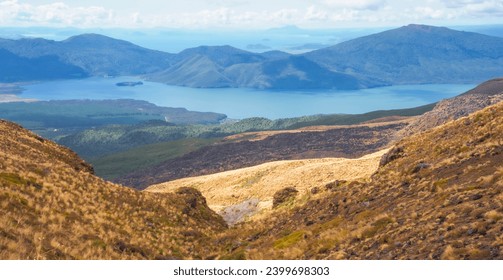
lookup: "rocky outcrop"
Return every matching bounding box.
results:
[273,187,299,208]
[399,78,503,137]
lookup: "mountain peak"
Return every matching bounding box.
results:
[181,45,250,55]
[174,44,265,68]
[305,24,503,85]
[405,23,439,29]
[64,33,113,41]
[401,23,451,33]
[63,33,126,44]
[62,33,134,47]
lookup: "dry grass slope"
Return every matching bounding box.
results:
[147,150,388,225]
[0,120,226,260]
[2,98,502,260]
[119,121,407,189]
[212,102,503,259]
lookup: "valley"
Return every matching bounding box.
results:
[0,99,226,140]
[213,100,503,259]
[1,85,501,259]
[146,149,389,225]
[117,120,408,189]
[1,22,503,261]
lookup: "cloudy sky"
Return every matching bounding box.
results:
[0,0,502,29]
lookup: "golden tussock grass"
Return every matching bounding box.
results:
[2,100,503,260]
[0,120,226,260]
[146,149,388,224]
[210,102,503,260]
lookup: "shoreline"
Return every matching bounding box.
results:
[0,94,38,103]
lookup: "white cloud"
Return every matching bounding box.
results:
[462,0,503,16]
[0,0,501,29]
[170,8,305,29]
[305,6,329,22]
[321,0,387,10]
[441,0,503,17]
[414,6,449,20]
[0,0,114,26]
[442,0,486,8]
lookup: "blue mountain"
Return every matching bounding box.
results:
[0,34,173,77]
[0,48,87,82]
[2,25,503,89]
[304,24,503,85]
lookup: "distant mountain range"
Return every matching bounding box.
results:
[0,34,172,77]
[1,24,503,89]
[304,24,503,85]
[0,48,86,82]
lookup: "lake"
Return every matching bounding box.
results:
[19,77,476,119]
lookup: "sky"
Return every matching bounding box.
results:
[0,0,502,29]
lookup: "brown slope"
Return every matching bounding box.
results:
[0,120,226,260]
[213,101,503,260]
[118,121,408,190]
[146,149,388,225]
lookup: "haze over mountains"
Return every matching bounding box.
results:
[1,24,502,89]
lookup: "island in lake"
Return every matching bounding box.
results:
[116,81,143,87]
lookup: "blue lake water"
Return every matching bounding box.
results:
[20,77,476,119]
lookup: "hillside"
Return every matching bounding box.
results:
[305,24,503,85]
[147,149,388,225]
[2,25,503,88]
[0,34,173,77]
[0,120,226,259]
[0,99,226,139]
[172,45,266,67]
[210,101,503,259]
[400,78,503,136]
[146,47,371,89]
[89,138,219,181]
[117,121,408,189]
[147,24,503,88]
[57,104,432,160]
[255,56,366,90]
[0,48,87,82]
[1,96,501,260]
